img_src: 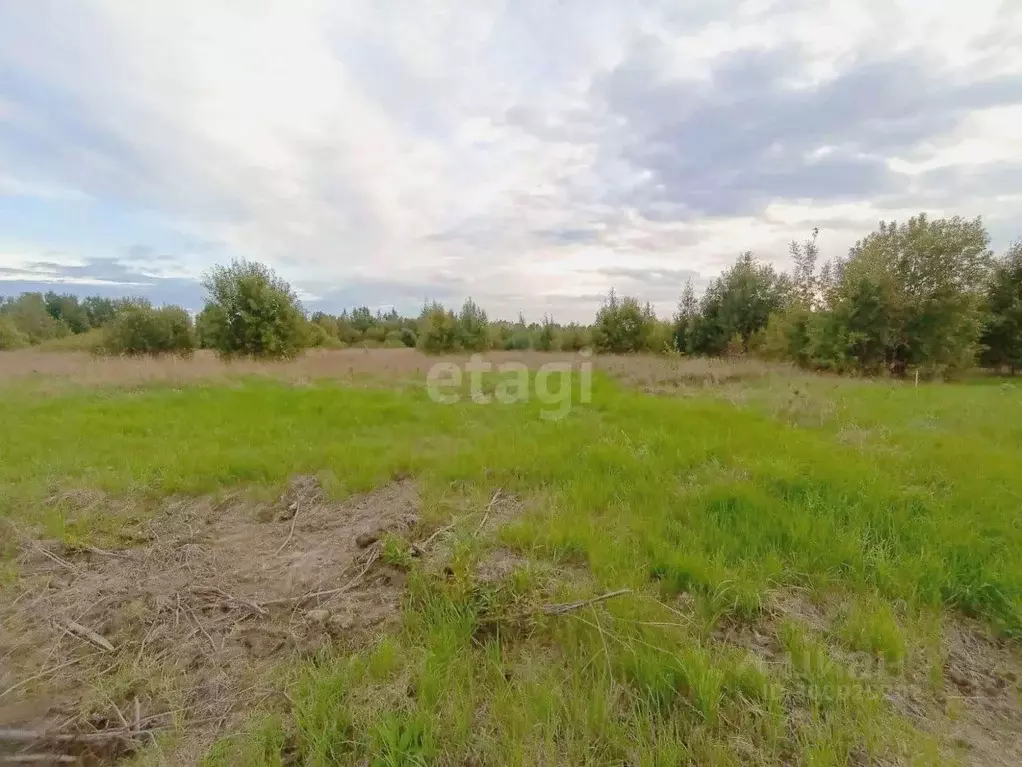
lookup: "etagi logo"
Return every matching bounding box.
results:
[425,352,593,420]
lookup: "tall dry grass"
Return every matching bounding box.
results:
[0,347,804,392]
[0,348,589,387]
[598,354,796,391]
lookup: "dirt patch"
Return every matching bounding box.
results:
[938,621,1022,766]
[712,591,1022,766]
[0,476,420,764]
[474,491,525,538]
[474,549,531,586]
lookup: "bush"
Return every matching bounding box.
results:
[0,315,29,349]
[417,303,459,353]
[37,328,107,353]
[201,260,305,359]
[1,293,70,343]
[593,291,655,353]
[104,303,195,356]
[457,298,489,352]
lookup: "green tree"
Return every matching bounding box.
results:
[82,296,119,328]
[673,280,699,354]
[0,293,70,343]
[536,314,556,351]
[981,240,1022,374]
[44,292,90,334]
[836,214,991,375]
[593,290,654,353]
[104,302,195,356]
[417,302,459,353]
[693,253,788,355]
[200,260,305,359]
[457,297,489,351]
[0,314,29,349]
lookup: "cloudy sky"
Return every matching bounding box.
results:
[1,1,1020,322]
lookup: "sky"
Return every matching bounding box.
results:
[1,1,1020,323]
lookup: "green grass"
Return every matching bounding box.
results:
[3,367,1022,763]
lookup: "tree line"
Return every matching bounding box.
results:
[1,212,1020,374]
[666,214,1022,377]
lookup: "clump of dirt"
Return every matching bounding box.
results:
[0,476,420,764]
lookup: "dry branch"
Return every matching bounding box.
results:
[32,546,78,574]
[1,755,77,764]
[473,489,503,537]
[0,727,155,744]
[542,589,632,616]
[58,619,115,652]
[274,500,301,556]
[418,519,459,549]
[191,587,268,617]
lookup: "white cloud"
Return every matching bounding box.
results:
[0,0,1019,321]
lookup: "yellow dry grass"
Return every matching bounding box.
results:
[0,348,589,387]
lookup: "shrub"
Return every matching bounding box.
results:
[104,303,195,356]
[417,302,459,353]
[593,290,655,353]
[457,298,489,352]
[201,260,305,359]
[37,328,107,353]
[0,315,29,349]
[1,293,70,343]
[399,327,417,348]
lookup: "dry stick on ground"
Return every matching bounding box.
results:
[57,619,115,653]
[185,606,218,654]
[0,728,156,744]
[31,545,78,574]
[273,500,301,556]
[83,546,132,559]
[1,755,77,764]
[417,519,459,549]
[191,587,268,617]
[542,589,632,616]
[473,489,503,537]
[292,549,381,608]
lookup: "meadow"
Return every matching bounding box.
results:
[1,349,1021,765]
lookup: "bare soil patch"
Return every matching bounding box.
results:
[935,621,1022,765]
[0,476,422,764]
[714,590,1022,765]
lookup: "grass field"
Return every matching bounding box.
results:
[1,349,1021,765]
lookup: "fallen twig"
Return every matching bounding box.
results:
[84,546,132,559]
[32,545,78,574]
[191,587,268,617]
[58,619,115,653]
[185,607,217,654]
[1,755,77,763]
[106,695,129,730]
[0,727,155,744]
[273,500,301,556]
[542,589,632,616]
[473,489,503,537]
[418,519,459,549]
[263,546,381,608]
